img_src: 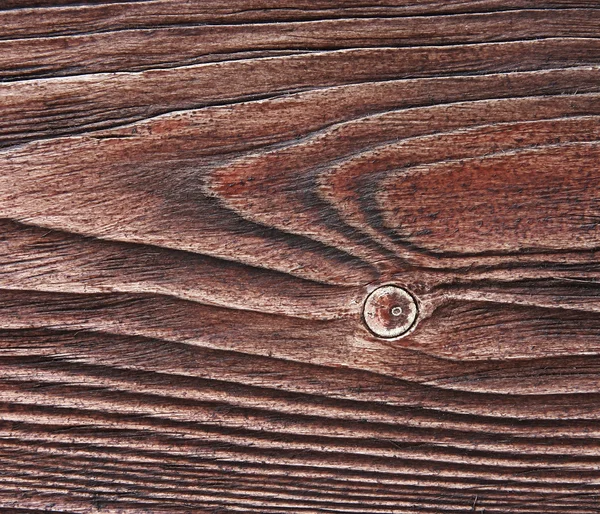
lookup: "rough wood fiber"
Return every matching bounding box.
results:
[1,0,600,512]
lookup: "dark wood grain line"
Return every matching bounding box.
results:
[4,321,600,427]
[1,9,599,80]
[3,39,598,148]
[2,1,600,40]
[0,220,361,319]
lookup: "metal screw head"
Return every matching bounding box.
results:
[363,285,418,338]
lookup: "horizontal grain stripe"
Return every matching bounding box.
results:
[1,8,599,81]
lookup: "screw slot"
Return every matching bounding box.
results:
[363,285,418,338]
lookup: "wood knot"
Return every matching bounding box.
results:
[363,285,418,338]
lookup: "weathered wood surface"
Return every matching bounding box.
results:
[1,1,600,512]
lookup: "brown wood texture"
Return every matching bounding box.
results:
[1,1,600,512]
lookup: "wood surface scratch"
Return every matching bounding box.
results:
[0,1,600,512]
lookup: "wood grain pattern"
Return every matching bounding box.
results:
[1,1,600,512]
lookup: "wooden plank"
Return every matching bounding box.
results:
[1,1,600,512]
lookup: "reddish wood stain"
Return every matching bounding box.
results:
[0,1,599,512]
